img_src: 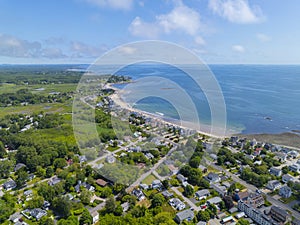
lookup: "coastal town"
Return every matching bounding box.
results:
[1,74,300,225]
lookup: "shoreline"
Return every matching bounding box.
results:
[106,83,229,139]
[106,83,300,148]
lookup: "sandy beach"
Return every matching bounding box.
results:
[106,83,230,139]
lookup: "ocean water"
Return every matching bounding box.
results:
[113,64,300,135]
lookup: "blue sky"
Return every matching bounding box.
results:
[0,0,299,64]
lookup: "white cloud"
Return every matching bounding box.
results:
[0,34,41,58]
[157,3,201,35]
[194,36,206,45]
[129,1,203,45]
[118,46,136,55]
[232,45,245,53]
[256,33,271,42]
[83,0,133,10]
[128,17,160,39]
[41,48,66,58]
[71,41,107,57]
[209,0,264,24]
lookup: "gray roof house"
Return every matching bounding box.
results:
[205,172,221,184]
[211,183,227,197]
[269,167,282,177]
[282,174,295,183]
[207,196,222,205]
[266,180,281,191]
[195,189,210,200]
[3,179,16,191]
[9,212,22,223]
[30,208,47,221]
[175,209,194,224]
[279,185,292,198]
[48,177,62,186]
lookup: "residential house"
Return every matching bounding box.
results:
[207,196,222,205]
[132,189,145,201]
[176,174,187,183]
[282,174,295,183]
[266,180,281,191]
[152,180,163,190]
[42,201,51,210]
[275,152,287,162]
[121,202,130,212]
[269,206,289,223]
[14,222,29,225]
[169,198,186,211]
[9,212,22,223]
[3,179,16,191]
[269,167,282,177]
[91,211,99,224]
[289,151,299,158]
[175,209,194,224]
[14,163,26,172]
[96,179,108,187]
[234,191,249,201]
[24,190,33,198]
[75,181,95,193]
[289,164,300,173]
[30,208,47,221]
[106,155,116,164]
[195,189,210,200]
[162,190,173,199]
[139,183,149,190]
[205,172,221,184]
[279,185,292,198]
[48,177,62,186]
[211,183,227,197]
[78,155,87,163]
[198,165,208,173]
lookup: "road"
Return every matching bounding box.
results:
[207,160,300,218]
[125,144,178,193]
[88,140,139,168]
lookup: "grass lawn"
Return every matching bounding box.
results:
[106,146,120,152]
[280,195,297,204]
[162,202,176,215]
[142,174,157,185]
[0,101,72,117]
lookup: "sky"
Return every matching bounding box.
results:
[0,0,299,64]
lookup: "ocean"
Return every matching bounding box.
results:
[113,64,300,135]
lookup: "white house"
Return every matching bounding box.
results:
[279,186,292,198]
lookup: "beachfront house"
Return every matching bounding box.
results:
[279,185,292,198]
[266,180,281,191]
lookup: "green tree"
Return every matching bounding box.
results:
[80,189,92,205]
[237,218,250,225]
[79,208,93,225]
[151,193,164,208]
[0,141,6,158]
[105,196,116,213]
[183,185,194,197]
[38,183,56,202]
[53,196,71,218]
[197,210,210,222]
[16,170,28,188]
[189,156,201,168]
[0,160,13,178]
[46,166,54,178]
[54,158,67,169]
[28,195,44,209]
[39,217,55,225]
